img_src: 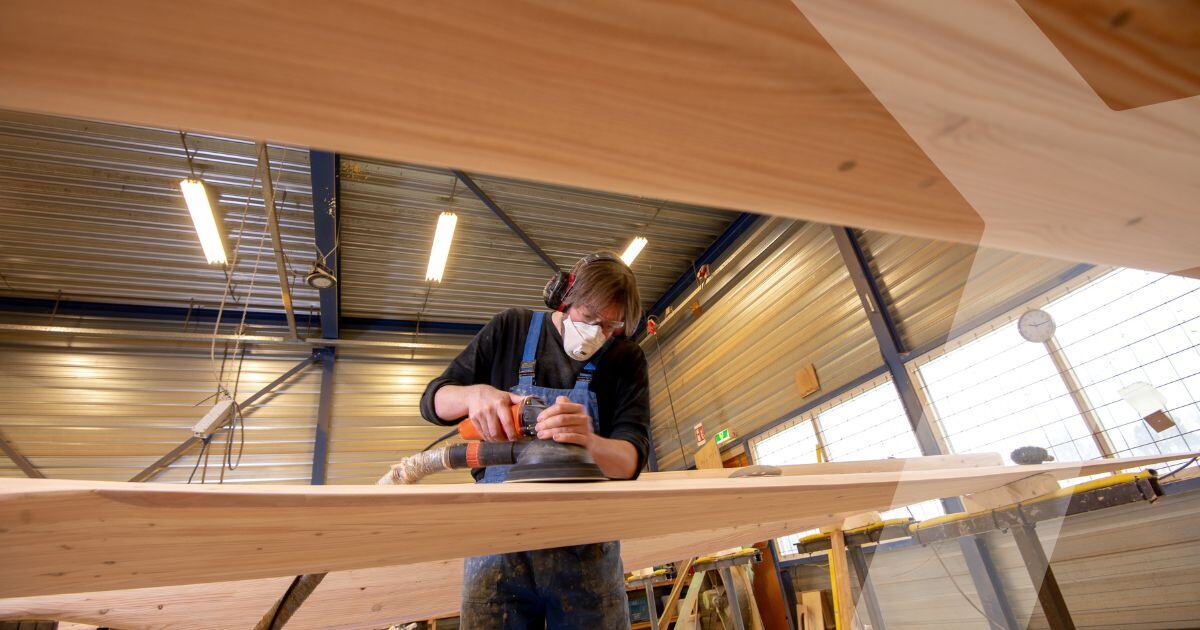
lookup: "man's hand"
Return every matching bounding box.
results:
[535,395,595,447]
[465,385,526,442]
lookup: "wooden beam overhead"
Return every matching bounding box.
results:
[790,0,1200,277]
[2,1,1195,274]
[256,142,299,339]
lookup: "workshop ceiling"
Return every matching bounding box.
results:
[0,110,741,328]
[337,157,740,325]
[0,109,320,315]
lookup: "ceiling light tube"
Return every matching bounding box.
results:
[426,212,458,282]
[620,236,648,266]
[179,178,227,264]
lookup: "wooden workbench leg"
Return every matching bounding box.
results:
[828,528,856,630]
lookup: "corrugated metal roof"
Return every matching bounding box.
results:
[0,109,320,315]
[339,157,740,324]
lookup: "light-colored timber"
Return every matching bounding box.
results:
[1,1,1197,274]
[0,521,825,629]
[790,0,1200,277]
[0,453,1189,600]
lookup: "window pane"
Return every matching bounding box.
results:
[818,382,923,461]
[1046,269,1200,466]
[750,420,821,556]
[815,381,942,522]
[917,324,1100,465]
[753,419,820,467]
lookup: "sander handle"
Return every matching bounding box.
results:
[458,400,530,439]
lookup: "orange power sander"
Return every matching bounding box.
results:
[378,395,607,485]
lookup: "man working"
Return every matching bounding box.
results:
[419,251,652,629]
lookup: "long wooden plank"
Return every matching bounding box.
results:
[3,454,992,629]
[0,1,980,249]
[0,453,1188,599]
[1,1,1196,274]
[0,520,819,630]
[642,452,1003,480]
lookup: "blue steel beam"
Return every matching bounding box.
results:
[311,347,335,485]
[831,226,1018,630]
[310,151,340,340]
[453,170,560,273]
[831,227,941,455]
[0,296,482,337]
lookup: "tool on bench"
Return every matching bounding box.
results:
[378,394,607,484]
[1011,445,1055,465]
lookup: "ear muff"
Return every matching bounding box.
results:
[542,252,625,312]
[542,271,574,311]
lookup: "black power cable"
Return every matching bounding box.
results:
[648,316,689,469]
[1158,456,1198,480]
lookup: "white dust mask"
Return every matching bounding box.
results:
[562,316,606,361]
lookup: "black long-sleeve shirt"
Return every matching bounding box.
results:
[419,308,651,479]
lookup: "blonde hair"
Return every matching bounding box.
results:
[563,252,642,332]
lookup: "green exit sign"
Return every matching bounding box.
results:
[714,428,733,445]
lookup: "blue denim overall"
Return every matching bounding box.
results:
[460,311,631,629]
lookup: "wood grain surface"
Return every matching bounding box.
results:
[1,1,1195,274]
[0,520,828,629]
[792,0,1200,277]
[0,453,1189,600]
[1015,0,1200,111]
[0,1,976,257]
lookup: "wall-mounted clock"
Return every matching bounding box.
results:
[1018,309,1056,343]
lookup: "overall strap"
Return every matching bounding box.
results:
[518,311,544,387]
[573,339,611,388]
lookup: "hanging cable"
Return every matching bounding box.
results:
[411,283,435,361]
[647,316,689,469]
[314,159,341,269]
[178,131,197,180]
[208,163,259,388]
[929,541,1011,630]
[187,437,213,484]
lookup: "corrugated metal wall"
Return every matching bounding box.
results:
[327,333,473,485]
[0,314,320,484]
[0,311,477,486]
[857,230,1083,353]
[643,224,1094,471]
[642,218,881,471]
[787,486,1200,629]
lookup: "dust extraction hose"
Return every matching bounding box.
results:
[378,442,523,485]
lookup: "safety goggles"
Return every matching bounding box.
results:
[575,307,625,334]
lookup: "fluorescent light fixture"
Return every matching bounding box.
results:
[620,236,648,266]
[426,212,458,282]
[179,178,227,264]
